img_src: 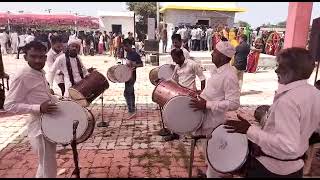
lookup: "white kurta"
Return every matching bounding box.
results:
[10,32,18,53]
[48,54,88,97]
[45,49,64,85]
[4,65,58,178]
[247,80,320,175]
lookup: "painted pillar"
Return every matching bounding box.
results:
[284,2,313,48]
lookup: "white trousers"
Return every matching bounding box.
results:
[11,41,18,53]
[0,42,7,55]
[30,135,57,178]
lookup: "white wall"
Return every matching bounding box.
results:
[99,16,134,36]
[163,9,236,51]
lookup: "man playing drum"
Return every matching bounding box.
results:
[225,47,320,178]
[189,40,241,177]
[45,35,65,96]
[4,41,59,178]
[48,38,92,97]
[163,48,206,142]
[123,38,143,119]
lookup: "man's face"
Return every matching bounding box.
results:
[24,48,47,71]
[211,48,224,67]
[68,43,80,57]
[52,42,64,54]
[171,54,185,66]
[275,57,297,84]
[172,39,182,49]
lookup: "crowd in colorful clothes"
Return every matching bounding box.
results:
[160,24,285,75]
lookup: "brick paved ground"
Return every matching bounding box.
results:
[0,53,319,178]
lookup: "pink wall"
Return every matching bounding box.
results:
[284,2,313,49]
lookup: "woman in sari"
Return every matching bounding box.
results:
[246,38,263,73]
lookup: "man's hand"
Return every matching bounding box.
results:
[88,67,96,73]
[189,96,206,112]
[40,100,58,114]
[224,114,251,134]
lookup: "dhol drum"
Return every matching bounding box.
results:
[206,125,249,173]
[41,100,96,145]
[69,70,109,107]
[107,64,132,83]
[149,67,159,86]
[158,64,175,81]
[152,80,203,135]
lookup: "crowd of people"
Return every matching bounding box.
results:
[0,28,138,60]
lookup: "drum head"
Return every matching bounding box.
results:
[115,65,132,82]
[149,67,159,86]
[41,100,89,145]
[68,88,89,107]
[206,125,248,173]
[158,64,175,81]
[107,66,118,83]
[163,96,203,134]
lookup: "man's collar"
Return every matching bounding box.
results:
[25,65,46,75]
[276,80,309,95]
[216,63,230,74]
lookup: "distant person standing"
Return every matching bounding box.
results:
[16,32,27,59]
[161,24,168,53]
[234,34,250,90]
[206,26,214,51]
[10,31,19,54]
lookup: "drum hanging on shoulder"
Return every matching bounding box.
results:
[206,125,249,173]
[158,64,175,81]
[69,70,109,107]
[162,95,204,135]
[149,67,160,86]
[107,64,132,83]
[41,100,95,145]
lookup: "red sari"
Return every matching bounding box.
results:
[246,50,260,73]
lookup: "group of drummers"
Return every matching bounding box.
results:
[2,30,320,178]
[151,33,320,178]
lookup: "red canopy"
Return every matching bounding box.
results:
[0,12,99,29]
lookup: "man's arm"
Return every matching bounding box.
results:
[4,77,40,114]
[206,74,240,112]
[247,99,303,160]
[48,56,62,88]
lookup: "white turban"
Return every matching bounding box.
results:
[67,38,82,46]
[216,41,236,58]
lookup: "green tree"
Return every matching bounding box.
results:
[277,21,286,27]
[126,2,157,41]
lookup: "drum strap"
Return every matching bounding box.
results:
[65,54,84,86]
[248,141,307,162]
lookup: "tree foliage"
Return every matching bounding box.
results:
[238,20,250,27]
[126,2,157,40]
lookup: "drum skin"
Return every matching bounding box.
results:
[107,64,132,83]
[162,95,204,135]
[41,100,93,145]
[206,125,249,173]
[158,64,175,81]
[76,109,95,144]
[152,80,198,107]
[69,70,109,107]
[149,67,160,86]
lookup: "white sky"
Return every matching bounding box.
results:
[0,2,319,28]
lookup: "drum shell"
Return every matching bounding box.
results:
[149,67,160,86]
[69,71,109,107]
[152,80,198,107]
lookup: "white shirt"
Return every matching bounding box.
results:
[172,59,205,90]
[191,29,197,40]
[10,32,18,43]
[18,35,27,47]
[182,47,191,60]
[0,32,8,43]
[247,80,320,175]
[25,34,35,44]
[45,49,64,84]
[4,66,56,138]
[48,54,88,97]
[196,63,240,135]
[177,28,188,40]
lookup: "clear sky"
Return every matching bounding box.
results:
[0,2,319,28]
